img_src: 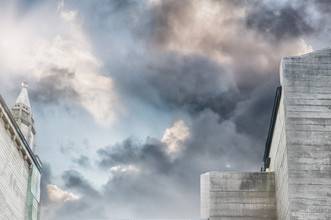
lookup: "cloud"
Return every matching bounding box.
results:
[144,0,312,70]
[114,52,239,121]
[110,164,140,174]
[73,155,91,168]
[48,184,80,203]
[30,67,78,104]
[40,163,52,205]
[52,2,328,218]
[13,0,331,219]
[246,2,315,40]
[83,109,261,219]
[97,137,172,174]
[40,166,106,220]
[0,1,119,125]
[99,0,312,124]
[62,170,100,198]
[161,120,190,156]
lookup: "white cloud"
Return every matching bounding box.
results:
[47,184,80,203]
[161,120,190,157]
[110,164,140,174]
[0,1,119,125]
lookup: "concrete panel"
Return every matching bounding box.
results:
[281,49,331,220]
[268,93,290,220]
[201,172,276,220]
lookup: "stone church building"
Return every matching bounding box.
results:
[201,49,331,219]
[0,83,42,220]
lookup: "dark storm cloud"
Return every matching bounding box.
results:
[130,54,239,118]
[40,163,52,205]
[101,169,195,219]
[104,0,285,142]
[73,155,91,168]
[68,109,260,219]
[98,137,173,173]
[97,110,260,173]
[108,0,138,11]
[234,78,279,139]
[41,167,107,220]
[34,0,331,219]
[43,108,263,219]
[115,0,327,141]
[70,108,259,219]
[62,170,100,198]
[315,0,331,13]
[147,56,232,104]
[246,3,315,40]
[24,0,327,110]
[125,0,296,96]
[25,0,306,111]
[244,0,331,42]
[54,200,107,220]
[189,110,263,166]
[144,0,193,46]
[29,67,78,104]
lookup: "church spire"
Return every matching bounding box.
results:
[15,82,31,109]
[11,82,36,151]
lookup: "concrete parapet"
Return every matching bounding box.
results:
[201,172,277,220]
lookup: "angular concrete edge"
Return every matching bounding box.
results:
[201,171,277,220]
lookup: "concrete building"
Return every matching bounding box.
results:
[0,83,42,220]
[201,48,331,220]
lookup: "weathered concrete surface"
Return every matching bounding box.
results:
[201,172,277,220]
[268,93,290,220]
[280,49,331,220]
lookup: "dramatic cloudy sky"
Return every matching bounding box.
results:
[0,0,330,219]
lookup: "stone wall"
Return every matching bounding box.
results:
[200,172,277,220]
[0,106,29,220]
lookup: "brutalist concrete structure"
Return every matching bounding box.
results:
[201,172,277,220]
[201,48,331,220]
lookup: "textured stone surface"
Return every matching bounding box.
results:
[0,89,41,220]
[0,106,29,220]
[268,94,290,220]
[201,172,277,220]
[281,49,331,220]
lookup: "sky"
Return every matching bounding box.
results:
[0,0,330,219]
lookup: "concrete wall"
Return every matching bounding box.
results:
[281,49,331,219]
[201,172,277,220]
[268,93,290,220]
[200,49,331,220]
[0,110,29,220]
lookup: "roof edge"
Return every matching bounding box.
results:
[262,86,282,171]
[0,95,42,171]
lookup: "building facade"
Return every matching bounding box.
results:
[201,49,331,220]
[0,83,42,220]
